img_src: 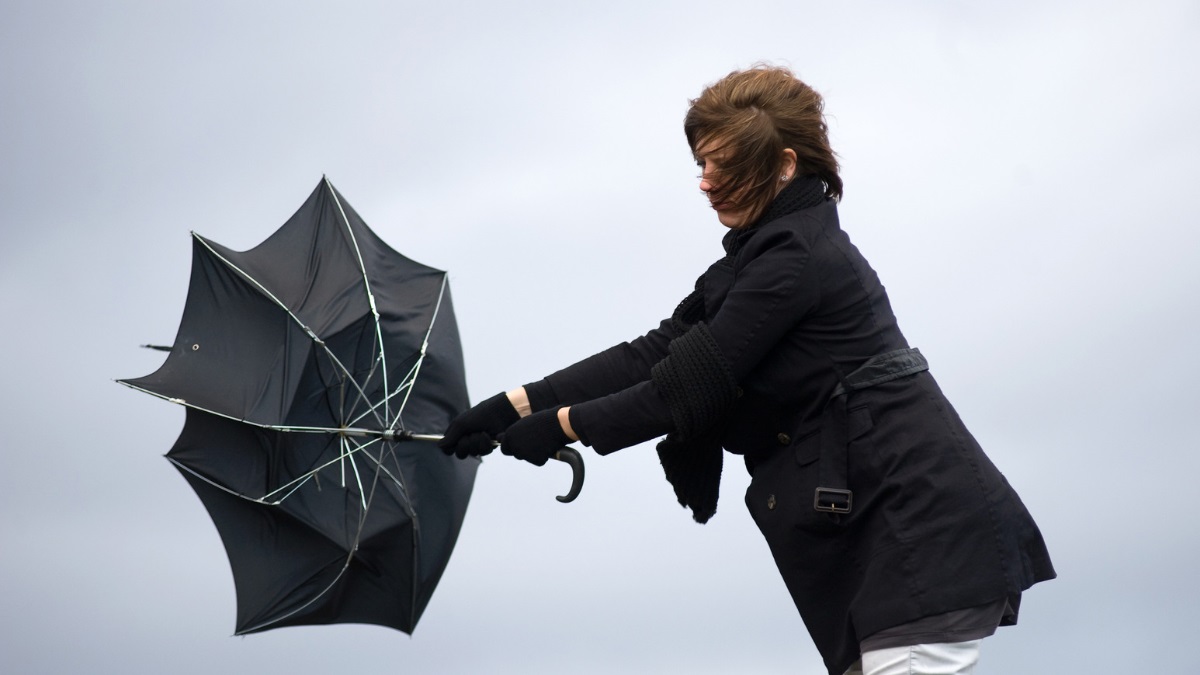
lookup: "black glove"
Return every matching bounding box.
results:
[500,407,570,466]
[439,392,521,459]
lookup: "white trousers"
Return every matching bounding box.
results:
[844,640,982,675]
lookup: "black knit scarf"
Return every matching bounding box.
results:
[723,174,829,256]
[656,174,829,523]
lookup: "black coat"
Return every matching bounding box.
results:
[527,190,1055,675]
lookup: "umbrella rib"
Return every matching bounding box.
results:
[344,435,386,553]
[166,450,346,508]
[391,273,449,431]
[331,436,420,634]
[166,455,303,506]
[121,380,392,505]
[343,439,416,526]
[237,559,354,635]
[358,440,421,628]
[117,380,362,436]
[128,183,474,637]
[333,437,413,575]
[353,440,418,597]
[255,434,412,505]
[167,442,370,634]
[319,349,386,429]
[345,274,449,432]
[190,233,386,430]
[346,356,420,430]
[351,439,414,508]
[325,178,392,428]
[259,436,380,502]
[343,435,369,512]
[117,381,279,427]
[171,440,388,635]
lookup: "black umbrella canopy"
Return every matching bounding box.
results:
[120,177,478,634]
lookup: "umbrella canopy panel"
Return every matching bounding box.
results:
[121,178,478,634]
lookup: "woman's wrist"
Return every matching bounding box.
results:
[506,387,533,418]
[557,406,579,441]
[508,388,576,440]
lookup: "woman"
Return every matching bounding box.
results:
[439,65,1055,675]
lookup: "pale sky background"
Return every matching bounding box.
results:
[2,1,1198,673]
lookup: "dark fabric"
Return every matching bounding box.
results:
[651,322,738,439]
[563,175,837,456]
[650,322,738,523]
[522,377,560,413]
[858,597,1012,652]
[754,172,830,231]
[523,177,826,430]
[744,368,1055,674]
[654,434,724,524]
[523,180,1054,675]
[501,407,570,466]
[668,276,707,332]
[833,348,931,397]
[813,348,929,511]
[120,178,477,635]
[519,274,707,417]
[439,391,520,458]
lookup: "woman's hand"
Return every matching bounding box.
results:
[438,392,521,459]
[501,406,574,466]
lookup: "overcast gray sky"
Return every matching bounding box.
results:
[2,1,1198,673]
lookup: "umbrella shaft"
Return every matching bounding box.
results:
[337,427,423,442]
[401,431,501,449]
[338,428,457,444]
[405,432,444,442]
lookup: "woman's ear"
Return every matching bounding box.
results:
[781,148,798,180]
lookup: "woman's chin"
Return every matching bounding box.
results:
[716,209,749,229]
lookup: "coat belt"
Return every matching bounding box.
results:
[815,347,928,514]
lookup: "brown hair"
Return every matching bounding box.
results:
[684,65,842,222]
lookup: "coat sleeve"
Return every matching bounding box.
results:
[570,221,822,454]
[522,317,682,411]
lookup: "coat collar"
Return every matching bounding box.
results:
[722,174,829,255]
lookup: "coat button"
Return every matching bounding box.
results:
[735,386,744,398]
[776,432,791,445]
[767,494,776,510]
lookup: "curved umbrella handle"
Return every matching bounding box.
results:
[551,447,585,503]
[403,431,584,503]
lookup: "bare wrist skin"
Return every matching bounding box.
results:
[507,387,576,441]
[506,387,532,418]
[558,406,579,442]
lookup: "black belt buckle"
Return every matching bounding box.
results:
[813,487,853,514]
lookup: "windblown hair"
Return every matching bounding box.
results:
[685,65,842,223]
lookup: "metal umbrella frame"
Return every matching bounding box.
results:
[119,177,579,635]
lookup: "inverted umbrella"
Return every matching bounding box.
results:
[120,177,580,635]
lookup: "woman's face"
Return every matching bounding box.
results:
[695,138,799,230]
[695,139,754,229]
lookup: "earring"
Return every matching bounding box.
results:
[780,175,790,182]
